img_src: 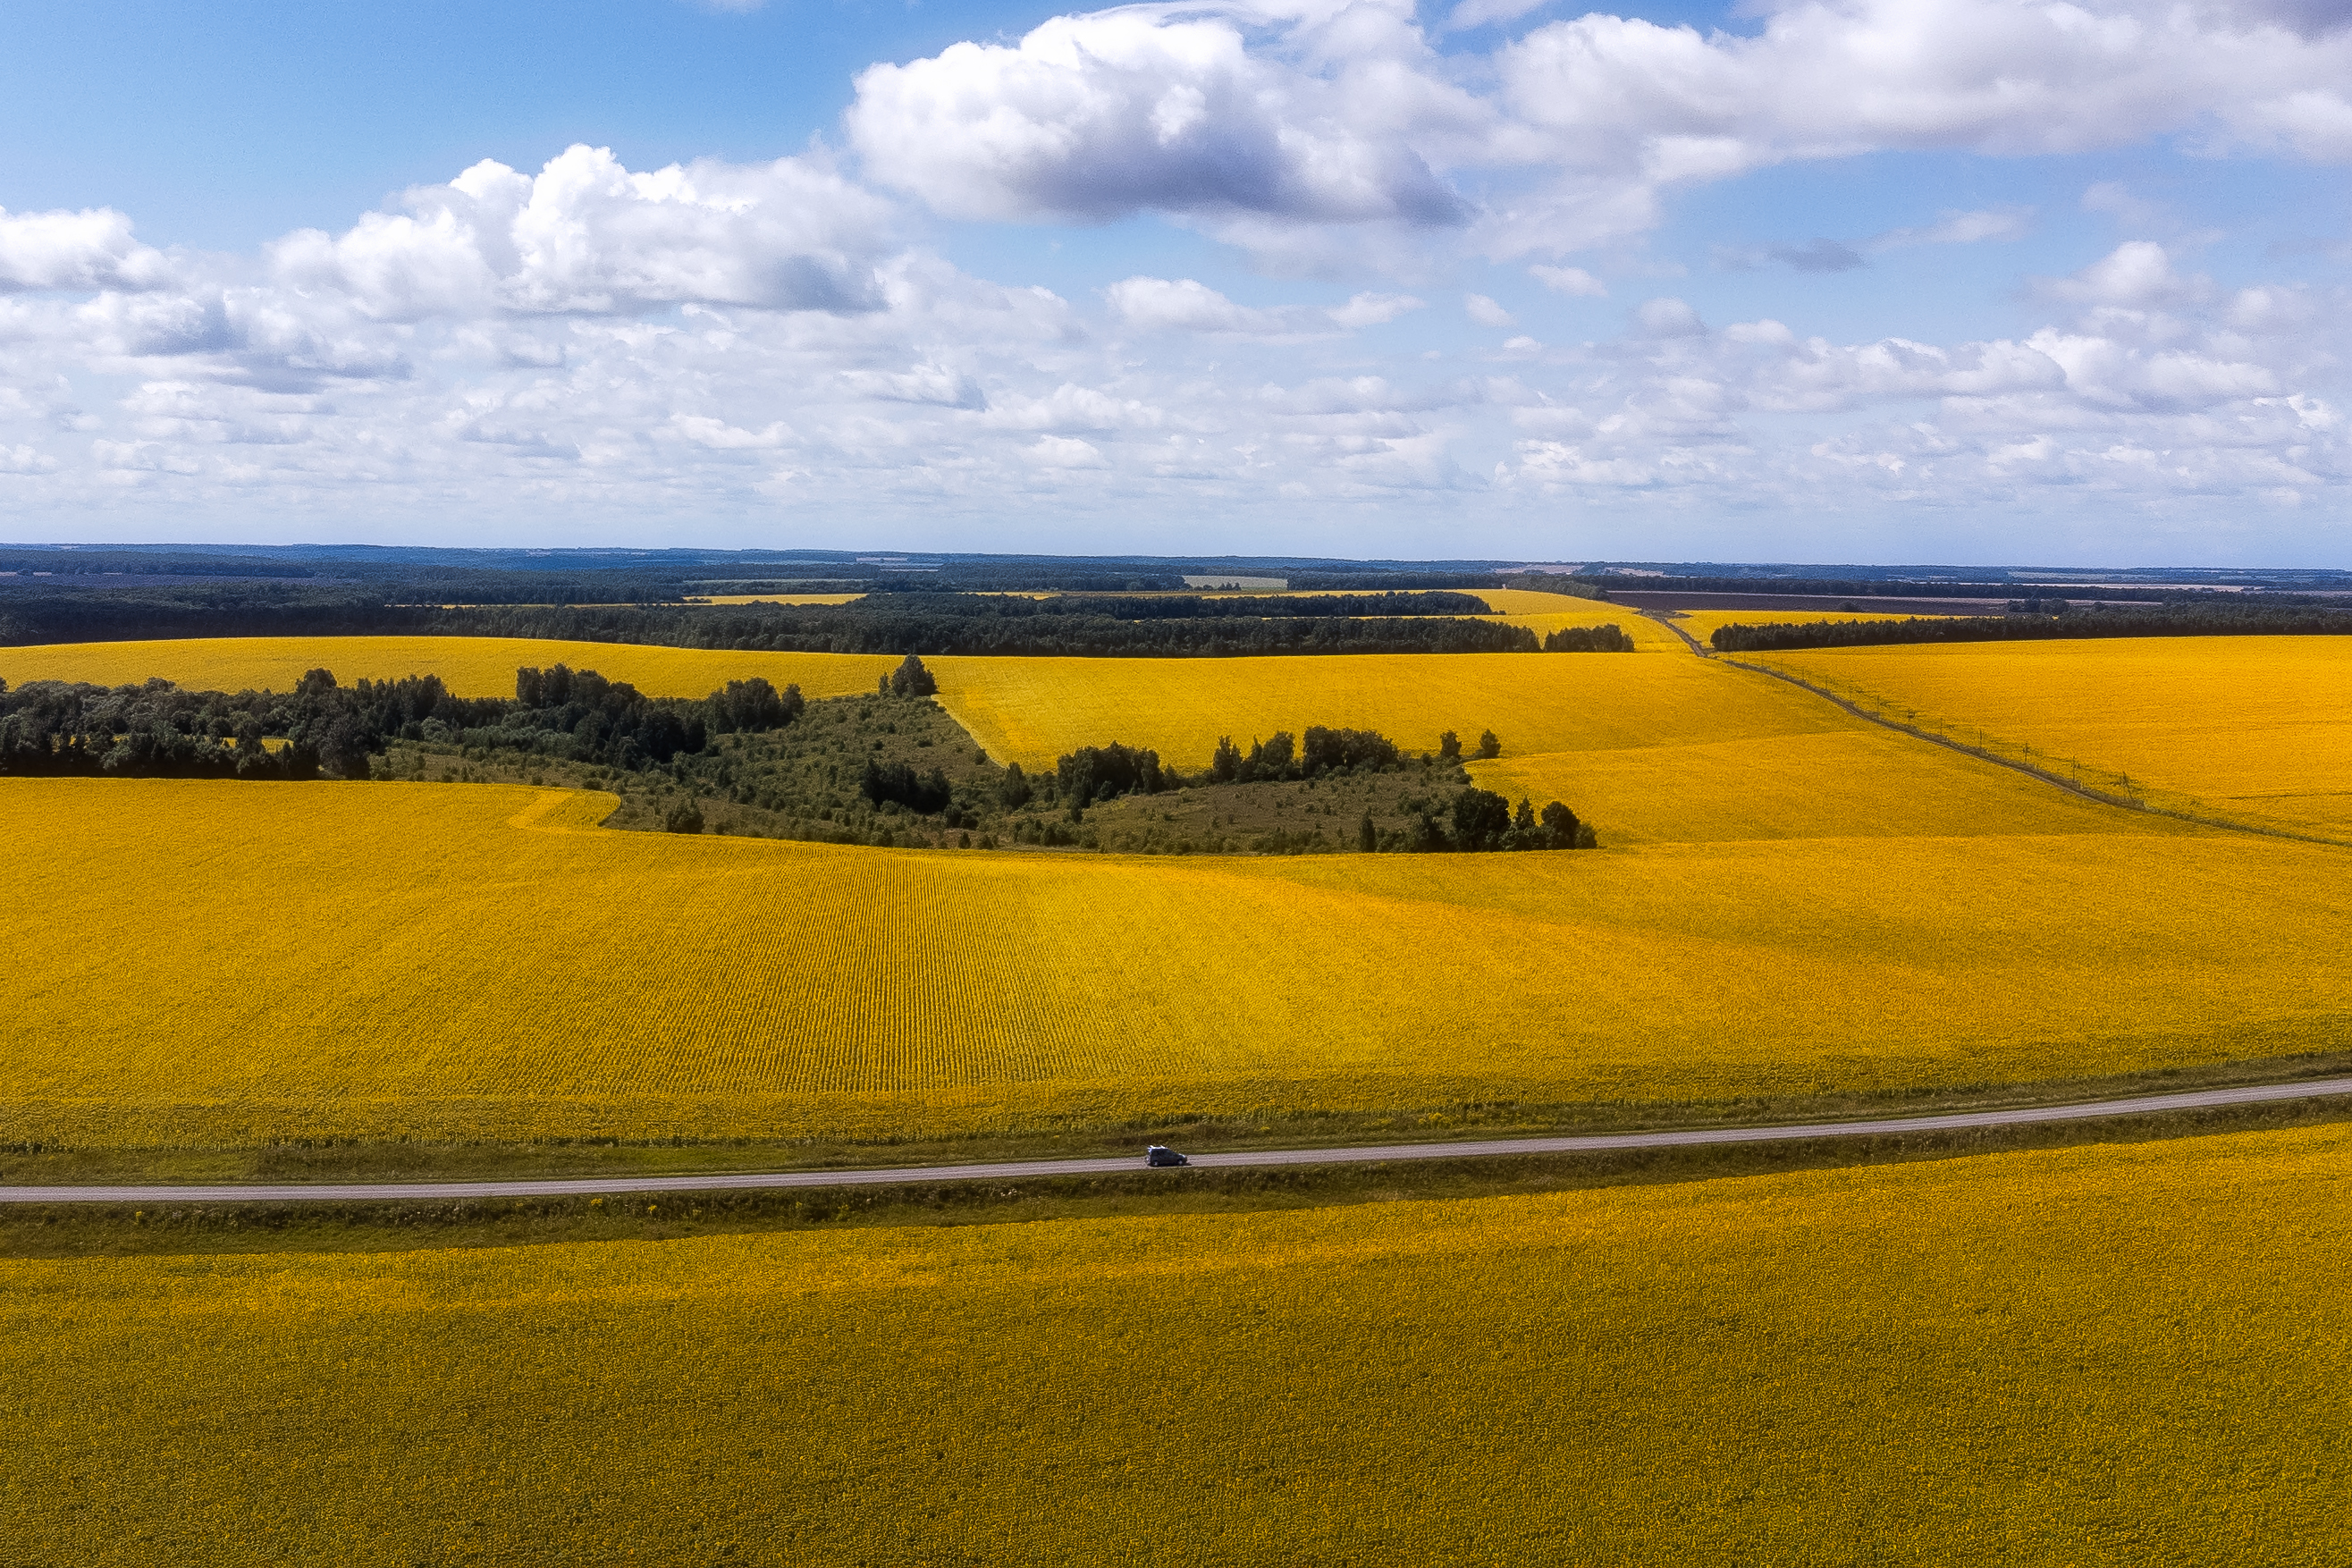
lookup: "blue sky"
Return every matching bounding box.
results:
[0,0,2346,563]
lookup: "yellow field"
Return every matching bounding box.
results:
[1747,636,2352,839]
[9,1122,2350,1563]
[3,774,2339,1151]
[934,646,1828,771]
[0,636,899,701]
[1464,725,2171,844]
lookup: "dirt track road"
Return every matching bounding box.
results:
[7,1076,2348,1204]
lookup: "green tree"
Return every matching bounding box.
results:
[1475,729,1500,759]
[665,800,704,834]
[1438,730,1462,762]
[1358,811,1377,852]
[889,654,938,697]
[1450,788,1512,850]
[316,716,369,780]
[1539,800,1587,849]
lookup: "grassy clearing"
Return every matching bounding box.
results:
[7,1119,2352,1564]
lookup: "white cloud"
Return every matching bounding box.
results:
[1026,434,1109,468]
[2035,240,2209,308]
[1328,291,1426,328]
[0,104,2346,556]
[1445,0,1554,33]
[1106,276,1281,335]
[847,11,1470,230]
[0,207,174,292]
[1868,207,2034,249]
[1635,297,1706,337]
[1465,292,1516,327]
[839,364,987,409]
[271,145,897,319]
[671,414,792,448]
[846,0,2352,270]
[1529,264,1606,297]
[1105,275,1420,337]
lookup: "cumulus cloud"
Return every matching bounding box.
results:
[1635,297,1706,337]
[1530,264,1606,296]
[1465,292,1517,326]
[2034,240,2210,308]
[840,364,988,409]
[270,145,896,319]
[1105,275,1421,336]
[847,11,1470,230]
[0,67,2346,553]
[0,207,173,292]
[846,0,2352,269]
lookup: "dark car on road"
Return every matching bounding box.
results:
[1146,1145,1189,1168]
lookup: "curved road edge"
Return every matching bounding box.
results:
[8,1075,2352,1204]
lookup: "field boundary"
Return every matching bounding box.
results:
[8,1075,2349,1203]
[1641,611,2352,850]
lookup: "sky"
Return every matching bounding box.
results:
[0,0,2347,564]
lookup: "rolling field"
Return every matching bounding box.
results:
[2,774,2340,1152]
[0,636,902,702]
[8,1122,2350,1564]
[935,645,1825,771]
[1463,725,2165,845]
[3,630,1840,772]
[1746,636,2352,839]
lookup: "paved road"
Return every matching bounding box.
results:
[8,1076,2349,1204]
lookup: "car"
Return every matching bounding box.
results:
[1146,1145,1189,1168]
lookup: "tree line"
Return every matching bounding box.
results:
[1389,790,1596,853]
[0,581,1641,658]
[1544,624,1635,651]
[1708,603,2352,652]
[0,664,804,779]
[431,599,1547,656]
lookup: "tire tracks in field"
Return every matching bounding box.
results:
[1640,611,2352,851]
[7,1075,2351,1203]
